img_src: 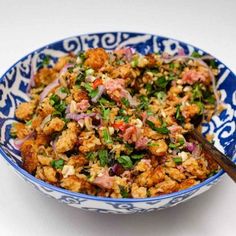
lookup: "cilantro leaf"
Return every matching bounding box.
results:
[117,155,133,169]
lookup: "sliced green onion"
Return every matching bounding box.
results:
[51,159,64,169]
[98,149,108,166]
[173,157,182,164]
[102,128,113,144]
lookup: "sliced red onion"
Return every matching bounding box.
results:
[40,78,60,101]
[192,144,202,159]
[13,132,34,149]
[65,112,96,121]
[91,85,105,103]
[186,142,196,152]
[59,63,74,76]
[40,114,51,129]
[65,105,70,114]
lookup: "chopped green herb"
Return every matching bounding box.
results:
[175,104,185,124]
[25,120,32,126]
[173,157,182,164]
[169,62,175,70]
[115,115,130,123]
[61,118,70,124]
[145,83,152,94]
[102,128,113,144]
[131,58,138,68]
[83,83,93,93]
[102,108,110,121]
[146,120,169,134]
[49,94,60,106]
[146,111,153,116]
[99,97,115,106]
[76,73,85,86]
[193,101,204,114]
[85,68,94,76]
[117,155,133,169]
[169,138,185,149]
[119,186,129,198]
[155,91,166,102]
[83,83,98,98]
[169,143,178,149]
[121,97,130,107]
[89,88,99,98]
[192,83,203,100]
[138,95,149,110]
[191,51,201,58]
[131,154,144,159]
[86,152,97,160]
[98,149,108,166]
[60,87,69,94]
[77,51,86,62]
[68,67,74,73]
[55,101,67,113]
[155,76,169,89]
[205,95,216,104]
[124,143,134,155]
[51,159,64,169]
[41,55,51,67]
[147,142,159,147]
[209,60,218,69]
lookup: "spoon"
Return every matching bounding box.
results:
[190,130,236,182]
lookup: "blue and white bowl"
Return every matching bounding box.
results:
[0,32,235,214]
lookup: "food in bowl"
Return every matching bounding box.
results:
[11,47,220,198]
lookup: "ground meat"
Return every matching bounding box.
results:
[15,101,35,121]
[43,117,65,135]
[43,166,57,183]
[84,48,108,70]
[131,183,147,198]
[21,140,38,174]
[165,167,186,182]
[54,55,75,72]
[150,178,179,196]
[181,104,200,119]
[35,133,50,146]
[37,98,55,118]
[182,157,209,179]
[71,87,89,102]
[78,131,101,153]
[34,68,57,87]
[111,64,134,79]
[67,155,88,168]
[61,175,94,194]
[55,122,79,153]
[148,139,168,156]
[179,178,199,190]
[11,122,30,139]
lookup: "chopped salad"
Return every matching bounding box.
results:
[11,47,220,198]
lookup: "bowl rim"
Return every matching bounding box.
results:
[0,31,235,203]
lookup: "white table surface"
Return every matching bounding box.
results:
[0,0,235,235]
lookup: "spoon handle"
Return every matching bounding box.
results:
[190,130,236,183]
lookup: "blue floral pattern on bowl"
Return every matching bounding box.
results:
[0,32,235,214]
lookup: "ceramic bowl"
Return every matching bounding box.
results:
[0,32,235,214]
